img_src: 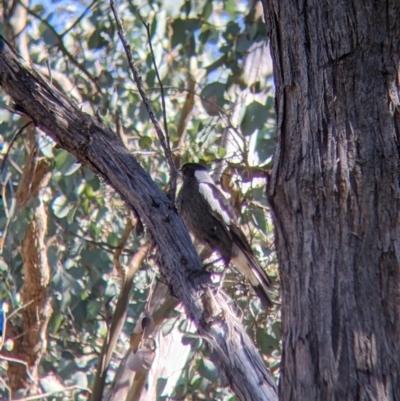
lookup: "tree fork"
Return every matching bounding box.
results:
[0,38,278,401]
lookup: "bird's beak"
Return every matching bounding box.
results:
[177,168,183,177]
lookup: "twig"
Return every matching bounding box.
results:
[176,73,195,151]
[0,374,11,401]
[113,216,134,281]
[109,0,177,201]
[0,172,13,254]
[45,59,52,84]
[0,354,35,383]
[61,0,100,37]
[63,227,138,255]
[0,102,27,117]
[19,0,102,93]
[9,385,91,401]
[6,299,35,320]
[136,13,170,153]
[0,121,33,175]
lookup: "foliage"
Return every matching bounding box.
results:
[0,0,278,399]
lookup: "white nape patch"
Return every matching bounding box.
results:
[198,183,231,226]
[194,170,215,185]
[231,249,258,286]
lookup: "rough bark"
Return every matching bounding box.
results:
[0,38,278,401]
[263,1,400,400]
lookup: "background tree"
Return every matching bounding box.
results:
[0,0,279,400]
[263,1,400,400]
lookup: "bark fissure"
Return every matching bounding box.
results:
[263,0,400,399]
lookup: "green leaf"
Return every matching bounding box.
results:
[40,24,58,46]
[236,34,253,53]
[54,149,69,170]
[198,358,218,382]
[240,101,269,136]
[256,328,279,354]
[272,321,281,340]
[88,30,100,49]
[88,176,101,192]
[150,18,158,39]
[86,300,100,320]
[171,18,186,48]
[55,152,80,178]
[201,82,226,110]
[50,311,63,334]
[146,70,156,87]
[224,21,240,40]
[171,18,201,48]
[52,195,70,218]
[64,161,81,176]
[139,136,153,149]
[84,184,95,198]
[218,147,227,157]
[202,2,213,20]
[66,203,78,224]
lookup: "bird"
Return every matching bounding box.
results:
[176,162,273,310]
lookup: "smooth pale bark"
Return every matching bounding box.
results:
[263,1,400,400]
[0,38,278,401]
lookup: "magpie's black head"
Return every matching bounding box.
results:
[180,163,208,178]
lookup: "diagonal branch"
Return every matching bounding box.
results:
[91,240,151,401]
[109,0,177,201]
[135,11,170,152]
[0,38,277,401]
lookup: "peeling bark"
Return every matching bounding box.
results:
[3,5,53,395]
[0,39,278,401]
[8,143,52,393]
[263,0,400,400]
[104,281,177,401]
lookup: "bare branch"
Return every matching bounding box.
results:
[109,0,177,201]
[136,13,170,152]
[91,241,151,401]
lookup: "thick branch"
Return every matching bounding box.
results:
[0,38,277,401]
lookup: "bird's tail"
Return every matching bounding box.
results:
[253,282,274,310]
[231,248,273,310]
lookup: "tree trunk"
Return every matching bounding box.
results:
[263,0,400,400]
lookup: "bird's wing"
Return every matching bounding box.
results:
[195,172,236,229]
[195,171,273,307]
[195,171,254,251]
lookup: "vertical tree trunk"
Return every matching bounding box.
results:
[263,1,400,400]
